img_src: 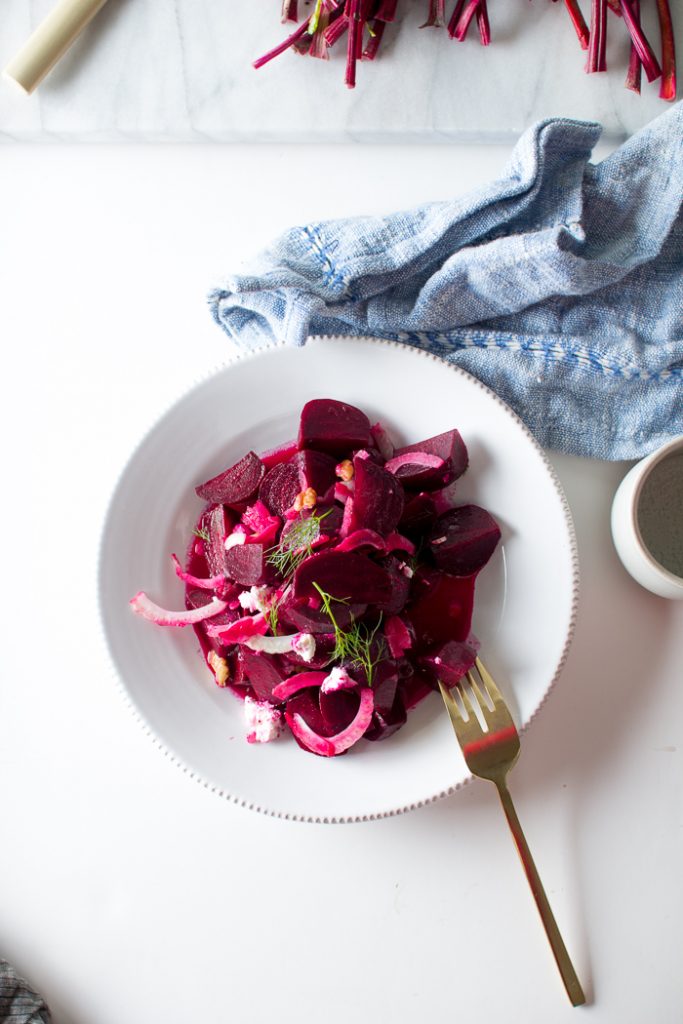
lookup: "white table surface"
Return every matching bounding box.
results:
[0,142,681,1024]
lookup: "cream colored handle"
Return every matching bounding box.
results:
[3,0,110,94]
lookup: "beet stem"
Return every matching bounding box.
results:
[655,0,677,99]
[447,0,466,37]
[476,0,490,45]
[620,0,661,81]
[625,0,642,91]
[362,18,386,58]
[254,18,312,68]
[563,0,590,49]
[587,0,607,72]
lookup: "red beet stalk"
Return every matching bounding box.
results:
[253,17,313,68]
[373,0,398,19]
[421,0,446,28]
[620,0,661,81]
[362,19,387,59]
[281,0,298,22]
[625,0,642,91]
[564,0,590,49]
[655,0,677,99]
[587,0,607,71]
[345,0,363,87]
[448,0,489,43]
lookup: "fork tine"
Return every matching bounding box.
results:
[467,667,490,712]
[458,677,479,722]
[439,681,480,740]
[475,656,505,707]
[438,680,461,719]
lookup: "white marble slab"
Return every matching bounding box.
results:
[0,0,678,141]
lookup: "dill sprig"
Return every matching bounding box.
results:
[312,582,386,687]
[267,600,280,636]
[193,526,210,542]
[266,509,332,580]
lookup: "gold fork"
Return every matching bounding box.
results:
[439,658,586,1007]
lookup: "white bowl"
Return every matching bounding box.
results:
[98,338,578,822]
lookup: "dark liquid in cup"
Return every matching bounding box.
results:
[636,453,683,579]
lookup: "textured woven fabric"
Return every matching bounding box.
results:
[210,103,683,460]
[0,962,51,1024]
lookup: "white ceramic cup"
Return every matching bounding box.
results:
[611,435,683,599]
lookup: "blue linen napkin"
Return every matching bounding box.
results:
[210,104,683,460]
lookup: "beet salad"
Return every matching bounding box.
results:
[130,398,501,757]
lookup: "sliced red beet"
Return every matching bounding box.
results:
[280,599,366,635]
[350,455,404,535]
[400,670,435,710]
[293,550,392,605]
[419,637,479,687]
[406,569,476,652]
[260,439,298,469]
[225,543,268,586]
[374,556,411,616]
[372,661,400,716]
[364,685,407,741]
[319,688,361,733]
[285,690,332,739]
[195,451,265,507]
[394,429,468,487]
[291,449,337,495]
[429,505,501,576]
[298,398,371,456]
[238,649,283,703]
[399,492,437,537]
[259,463,301,516]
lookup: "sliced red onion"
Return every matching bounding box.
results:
[334,481,353,504]
[129,592,227,627]
[370,421,395,460]
[286,688,374,756]
[339,495,355,538]
[384,532,416,555]
[384,616,413,658]
[245,632,316,661]
[272,671,327,702]
[385,451,445,475]
[205,613,269,642]
[335,528,386,553]
[171,554,225,591]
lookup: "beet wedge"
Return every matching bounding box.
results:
[293,550,392,605]
[298,398,371,455]
[392,429,468,488]
[407,569,476,651]
[259,462,301,516]
[196,451,265,507]
[350,453,405,535]
[429,504,501,576]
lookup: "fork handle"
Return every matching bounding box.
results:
[495,780,586,1007]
